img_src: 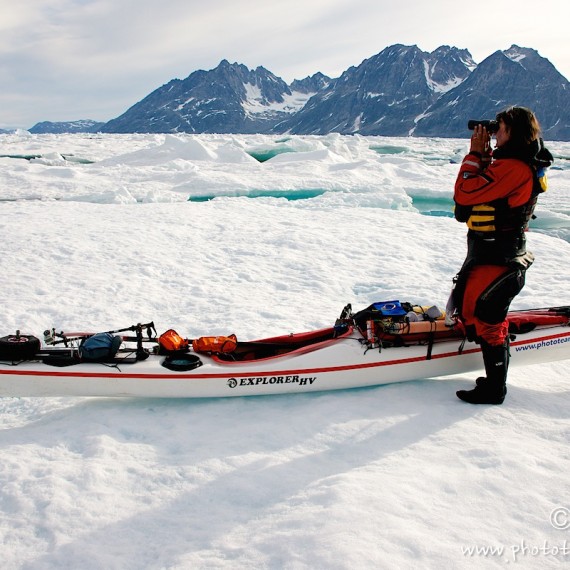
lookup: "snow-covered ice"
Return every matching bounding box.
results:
[1,132,569,569]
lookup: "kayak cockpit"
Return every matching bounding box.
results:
[213,325,354,362]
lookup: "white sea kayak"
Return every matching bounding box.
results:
[0,306,568,398]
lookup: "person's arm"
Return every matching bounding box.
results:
[455,126,531,207]
[455,158,532,207]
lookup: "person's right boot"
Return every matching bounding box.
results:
[457,341,508,405]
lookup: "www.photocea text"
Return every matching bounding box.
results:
[514,336,570,352]
[462,539,569,563]
[462,508,570,562]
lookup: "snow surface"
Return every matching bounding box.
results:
[0,132,569,569]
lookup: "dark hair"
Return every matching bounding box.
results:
[495,106,541,144]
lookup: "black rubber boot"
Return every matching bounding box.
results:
[457,342,509,405]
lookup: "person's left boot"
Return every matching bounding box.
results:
[456,383,507,405]
[457,342,508,405]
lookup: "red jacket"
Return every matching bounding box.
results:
[455,152,534,209]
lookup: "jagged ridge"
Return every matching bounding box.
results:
[28,44,570,140]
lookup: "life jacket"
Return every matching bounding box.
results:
[466,163,548,238]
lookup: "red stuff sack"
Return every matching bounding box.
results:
[158,329,189,353]
[192,334,237,354]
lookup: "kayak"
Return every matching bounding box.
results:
[0,305,568,398]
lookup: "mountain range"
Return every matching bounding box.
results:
[29,119,106,135]
[28,44,570,140]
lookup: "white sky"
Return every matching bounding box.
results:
[1,0,569,129]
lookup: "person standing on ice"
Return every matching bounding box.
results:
[451,106,553,405]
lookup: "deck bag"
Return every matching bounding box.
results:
[371,301,409,317]
[411,305,444,321]
[79,333,122,362]
[0,334,41,361]
[158,329,189,354]
[353,300,411,332]
[192,334,237,355]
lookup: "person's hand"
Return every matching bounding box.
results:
[470,124,491,156]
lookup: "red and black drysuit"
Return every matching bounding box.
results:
[452,139,553,348]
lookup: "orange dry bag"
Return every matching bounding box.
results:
[192,334,237,354]
[158,329,189,353]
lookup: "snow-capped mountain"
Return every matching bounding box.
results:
[279,44,475,135]
[413,45,570,140]
[101,60,328,134]
[30,44,570,140]
[29,120,105,134]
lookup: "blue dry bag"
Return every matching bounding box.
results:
[371,301,408,317]
[80,333,122,361]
